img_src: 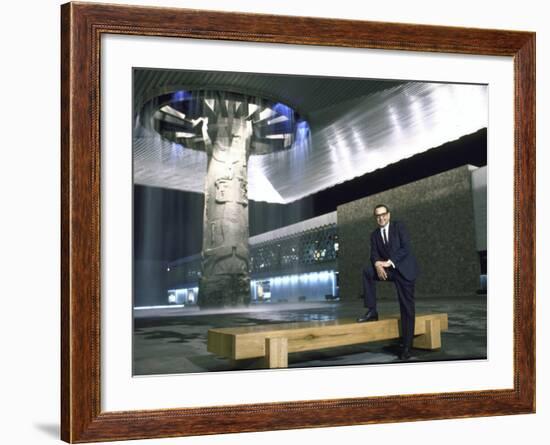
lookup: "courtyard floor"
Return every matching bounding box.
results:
[133,296,487,376]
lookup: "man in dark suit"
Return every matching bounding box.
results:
[357,204,419,360]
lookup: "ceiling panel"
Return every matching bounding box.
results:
[133,69,487,203]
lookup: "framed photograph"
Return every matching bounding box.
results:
[61,2,535,442]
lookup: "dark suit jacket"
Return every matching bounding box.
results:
[370,220,419,281]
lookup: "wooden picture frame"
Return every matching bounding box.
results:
[61,2,535,442]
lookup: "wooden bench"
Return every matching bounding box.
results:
[207,313,448,368]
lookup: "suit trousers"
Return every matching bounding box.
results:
[363,266,416,349]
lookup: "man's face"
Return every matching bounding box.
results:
[374,206,391,228]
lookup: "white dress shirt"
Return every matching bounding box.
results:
[380,224,389,244]
[380,224,395,268]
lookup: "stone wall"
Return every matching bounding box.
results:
[337,165,481,300]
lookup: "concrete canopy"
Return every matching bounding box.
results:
[133,69,487,204]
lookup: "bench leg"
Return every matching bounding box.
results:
[265,337,288,368]
[413,318,441,350]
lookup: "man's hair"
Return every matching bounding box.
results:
[373,204,390,214]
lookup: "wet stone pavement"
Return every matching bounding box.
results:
[133,296,487,376]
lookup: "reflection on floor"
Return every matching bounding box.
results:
[133,296,486,376]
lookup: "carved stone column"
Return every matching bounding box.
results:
[143,90,298,308]
[198,116,252,307]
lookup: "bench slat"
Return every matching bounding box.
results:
[208,313,448,360]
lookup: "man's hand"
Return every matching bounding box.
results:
[375,263,388,280]
[375,260,393,280]
[375,260,392,268]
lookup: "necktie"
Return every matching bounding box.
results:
[383,228,388,244]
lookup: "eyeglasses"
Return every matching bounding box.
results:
[374,212,389,218]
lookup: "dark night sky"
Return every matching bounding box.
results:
[133,128,487,262]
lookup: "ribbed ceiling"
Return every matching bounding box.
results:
[133,69,487,203]
[134,68,406,119]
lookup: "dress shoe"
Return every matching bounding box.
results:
[399,347,412,360]
[357,310,379,323]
